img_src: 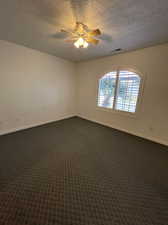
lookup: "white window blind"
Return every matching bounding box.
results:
[115,71,141,113]
[98,71,117,109]
[97,69,141,113]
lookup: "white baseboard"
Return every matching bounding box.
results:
[1,114,167,147]
[78,115,168,147]
[0,114,76,136]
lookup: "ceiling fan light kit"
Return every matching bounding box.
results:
[60,22,101,49]
[74,37,89,48]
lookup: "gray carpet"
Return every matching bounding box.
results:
[0,116,167,225]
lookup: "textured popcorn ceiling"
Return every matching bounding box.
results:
[0,0,168,62]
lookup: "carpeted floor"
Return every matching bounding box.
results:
[0,116,167,225]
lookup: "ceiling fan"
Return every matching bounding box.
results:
[53,22,102,48]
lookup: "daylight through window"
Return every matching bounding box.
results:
[98,70,141,113]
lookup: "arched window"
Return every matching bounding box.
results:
[98,69,141,113]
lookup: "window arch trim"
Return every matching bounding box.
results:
[97,66,145,115]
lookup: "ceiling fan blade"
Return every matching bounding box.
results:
[80,22,89,32]
[87,38,99,45]
[75,22,81,31]
[88,29,101,37]
[61,29,76,36]
[75,22,86,34]
[60,29,69,33]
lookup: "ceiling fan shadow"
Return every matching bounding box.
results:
[22,0,75,28]
[98,34,113,43]
[50,32,70,39]
[69,0,91,23]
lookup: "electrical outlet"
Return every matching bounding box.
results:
[149,126,154,132]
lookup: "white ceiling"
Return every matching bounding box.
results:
[0,0,168,62]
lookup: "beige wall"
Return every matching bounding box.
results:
[1,40,168,146]
[77,44,168,146]
[0,40,76,135]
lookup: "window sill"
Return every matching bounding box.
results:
[96,106,138,118]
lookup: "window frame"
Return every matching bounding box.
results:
[96,66,145,117]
